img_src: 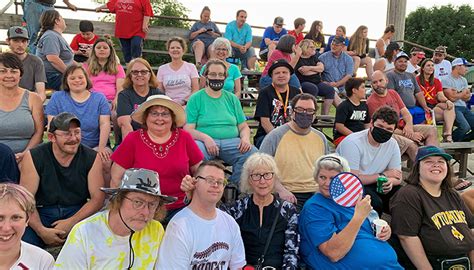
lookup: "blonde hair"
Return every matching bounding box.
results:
[0,183,36,219]
[299,39,315,54]
[348,25,368,56]
[239,153,280,194]
[122,58,158,89]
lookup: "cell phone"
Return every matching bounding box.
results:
[206,28,213,32]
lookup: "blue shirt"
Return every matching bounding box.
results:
[324,35,350,52]
[299,193,402,270]
[224,20,253,46]
[46,91,111,148]
[319,51,354,92]
[260,26,287,50]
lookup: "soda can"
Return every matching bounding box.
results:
[376,175,388,193]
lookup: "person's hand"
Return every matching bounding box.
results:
[180,175,197,200]
[328,82,338,87]
[111,98,118,111]
[97,147,111,162]
[354,195,372,221]
[377,224,391,241]
[239,45,246,54]
[402,124,414,138]
[15,152,25,163]
[203,137,219,156]
[51,218,75,236]
[423,107,431,114]
[411,131,424,143]
[67,3,77,11]
[382,178,394,194]
[95,7,102,12]
[238,138,252,153]
[277,188,297,204]
[446,100,453,110]
[199,27,207,34]
[298,66,310,75]
[142,22,149,33]
[39,227,66,246]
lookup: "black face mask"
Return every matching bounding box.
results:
[207,79,225,91]
[371,126,393,144]
[293,112,313,129]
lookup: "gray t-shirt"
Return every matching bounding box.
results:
[386,70,420,108]
[189,21,221,46]
[35,30,74,74]
[20,54,46,92]
[441,74,469,107]
[336,129,401,176]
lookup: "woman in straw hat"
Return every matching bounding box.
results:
[111,95,203,224]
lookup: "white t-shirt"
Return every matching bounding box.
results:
[406,61,419,74]
[336,129,401,175]
[10,241,54,270]
[156,207,246,270]
[156,62,199,105]
[54,210,165,269]
[434,60,452,80]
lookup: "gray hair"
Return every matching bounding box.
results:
[211,37,232,57]
[240,153,280,194]
[313,154,351,179]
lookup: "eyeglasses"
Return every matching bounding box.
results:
[148,111,171,118]
[207,72,226,79]
[54,129,81,138]
[0,68,21,75]
[294,107,316,115]
[130,70,151,76]
[250,172,274,181]
[196,176,227,187]
[124,196,160,211]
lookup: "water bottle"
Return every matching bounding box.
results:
[367,209,379,235]
[243,76,249,92]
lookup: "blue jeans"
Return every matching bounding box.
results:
[23,0,54,54]
[259,74,301,90]
[195,137,258,184]
[453,106,474,142]
[22,204,82,248]
[301,81,335,99]
[45,71,63,91]
[119,36,143,63]
[231,47,256,69]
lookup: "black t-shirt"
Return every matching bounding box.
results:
[333,99,370,140]
[31,142,97,206]
[254,85,300,140]
[116,87,163,143]
[391,184,474,257]
[294,55,323,85]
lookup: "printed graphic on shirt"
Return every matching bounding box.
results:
[271,99,288,126]
[349,110,367,121]
[431,210,467,230]
[191,242,229,270]
[398,79,415,89]
[438,67,449,78]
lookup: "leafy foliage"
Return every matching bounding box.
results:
[404,4,474,61]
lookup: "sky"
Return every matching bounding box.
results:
[0,0,471,44]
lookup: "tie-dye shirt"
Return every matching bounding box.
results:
[53,210,164,270]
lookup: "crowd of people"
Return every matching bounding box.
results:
[1,2,474,269]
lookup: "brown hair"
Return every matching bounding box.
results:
[384,24,395,34]
[87,37,120,76]
[200,6,210,20]
[122,58,158,89]
[62,64,93,92]
[349,25,368,56]
[141,105,177,131]
[294,18,306,29]
[202,58,228,77]
[35,9,61,46]
[166,36,188,52]
[406,157,453,191]
[306,20,324,45]
[290,93,318,112]
[108,191,167,221]
[195,160,226,176]
[418,59,435,87]
[0,52,24,76]
[372,106,398,127]
[345,77,366,97]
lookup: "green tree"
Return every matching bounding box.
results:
[404,4,474,61]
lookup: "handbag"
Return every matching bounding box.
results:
[255,199,284,270]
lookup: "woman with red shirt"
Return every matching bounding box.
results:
[416,59,455,143]
[96,0,153,64]
[110,95,203,224]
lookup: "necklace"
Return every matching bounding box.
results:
[140,129,179,158]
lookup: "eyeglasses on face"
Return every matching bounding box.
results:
[148,111,171,118]
[196,176,227,187]
[207,72,226,79]
[250,172,274,181]
[124,196,160,211]
[293,107,316,115]
[130,70,151,76]
[54,129,81,138]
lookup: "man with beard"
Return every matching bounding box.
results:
[19,112,105,248]
[367,71,438,162]
[387,51,431,125]
[254,59,301,148]
[336,106,402,216]
[260,93,329,211]
[6,26,47,102]
[432,46,451,79]
[224,9,257,70]
[156,161,246,269]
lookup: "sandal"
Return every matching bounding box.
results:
[442,133,453,143]
[454,179,472,191]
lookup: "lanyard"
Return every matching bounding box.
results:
[272,83,289,119]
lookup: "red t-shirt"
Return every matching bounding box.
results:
[288,30,304,45]
[416,76,443,106]
[107,0,154,39]
[111,128,203,210]
[70,33,99,52]
[367,89,406,117]
[262,50,292,76]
